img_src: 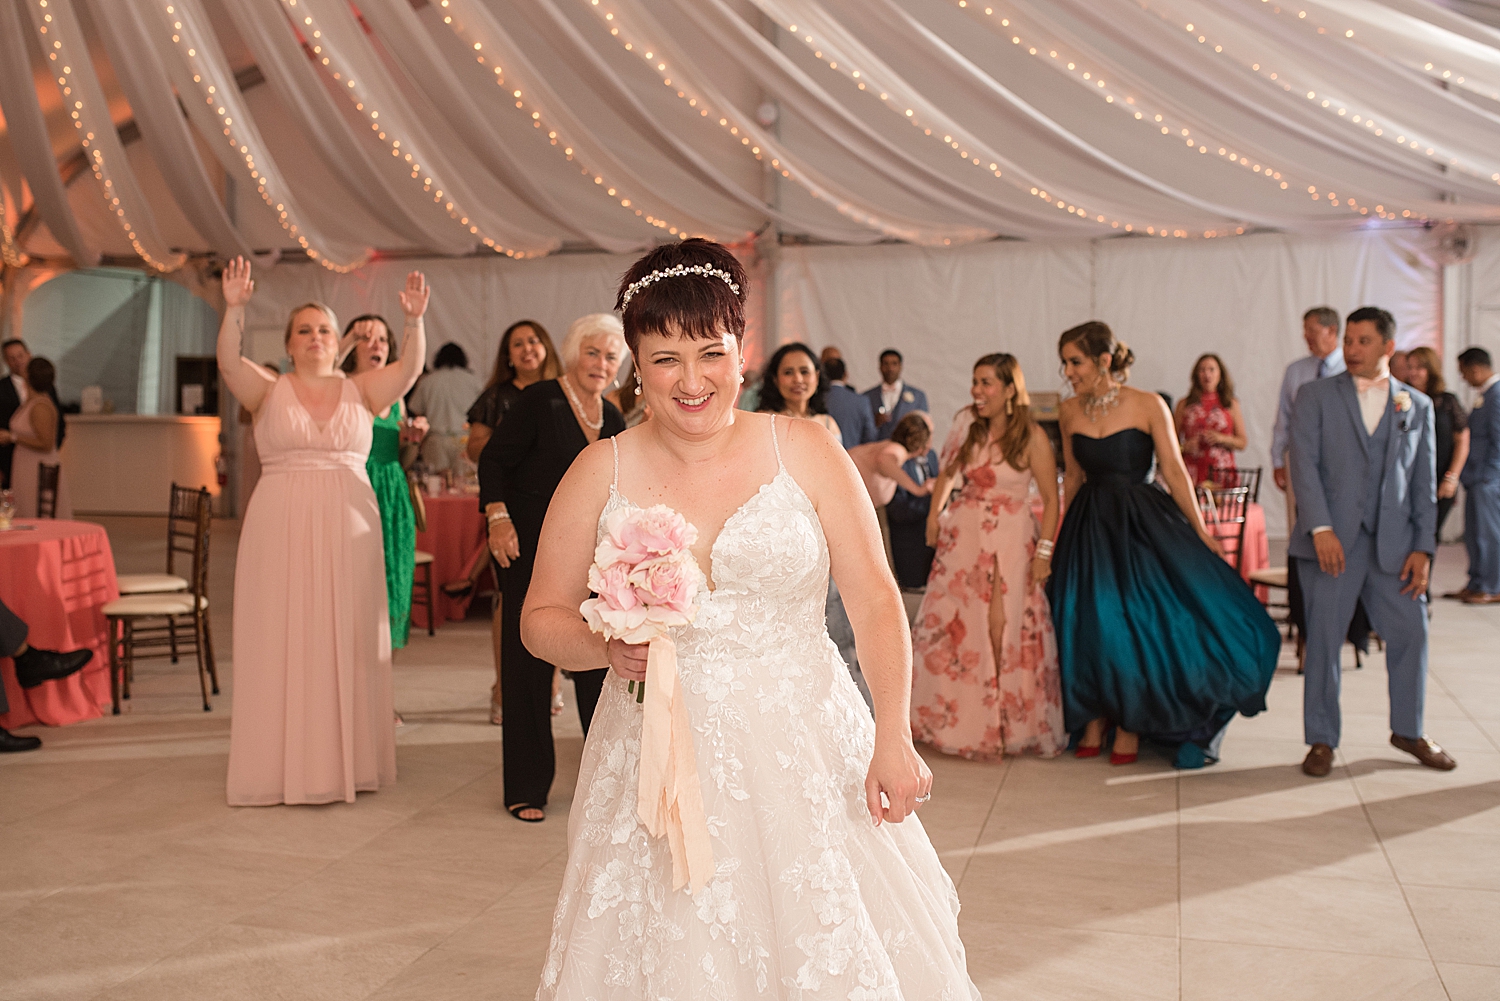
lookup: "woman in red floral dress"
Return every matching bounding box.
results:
[910,354,1065,759]
[1175,353,1247,487]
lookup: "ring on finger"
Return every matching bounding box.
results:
[915,792,932,804]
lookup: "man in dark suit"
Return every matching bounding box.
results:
[0,340,65,489]
[1455,347,1500,604]
[863,349,929,440]
[821,356,876,449]
[0,595,92,752]
[887,446,939,589]
[1290,306,1454,777]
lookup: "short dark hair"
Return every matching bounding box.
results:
[615,238,748,357]
[823,356,848,382]
[1458,346,1493,369]
[890,412,931,452]
[0,339,25,353]
[1303,306,1340,331]
[26,357,55,395]
[1345,306,1396,342]
[880,349,903,364]
[339,315,397,374]
[432,342,469,370]
[756,342,828,416]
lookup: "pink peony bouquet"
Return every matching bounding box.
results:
[580,505,700,701]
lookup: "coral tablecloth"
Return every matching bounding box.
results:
[413,493,483,629]
[1208,501,1270,601]
[0,519,119,727]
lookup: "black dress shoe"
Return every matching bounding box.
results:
[14,646,92,689]
[0,726,41,752]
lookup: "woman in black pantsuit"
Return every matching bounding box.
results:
[479,314,626,823]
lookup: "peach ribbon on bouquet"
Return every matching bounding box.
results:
[636,634,714,893]
[579,504,714,893]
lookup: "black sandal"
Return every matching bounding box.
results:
[507,803,545,823]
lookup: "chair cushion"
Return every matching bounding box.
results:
[414,550,435,565]
[116,573,189,595]
[103,593,208,617]
[1247,567,1288,588]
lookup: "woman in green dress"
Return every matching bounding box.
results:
[341,315,427,651]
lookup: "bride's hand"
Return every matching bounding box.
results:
[865,733,933,826]
[608,638,648,684]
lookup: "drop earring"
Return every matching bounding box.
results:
[634,373,642,396]
[1005,398,1014,416]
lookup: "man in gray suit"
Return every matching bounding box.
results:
[821,356,876,449]
[1290,306,1455,777]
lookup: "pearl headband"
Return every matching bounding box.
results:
[620,263,741,308]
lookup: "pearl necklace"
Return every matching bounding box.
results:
[1081,384,1122,423]
[560,375,603,431]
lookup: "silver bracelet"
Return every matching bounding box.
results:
[487,511,511,524]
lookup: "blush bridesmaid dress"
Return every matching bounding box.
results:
[226,375,395,806]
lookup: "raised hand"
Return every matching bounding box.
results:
[222,256,254,308]
[399,271,430,320]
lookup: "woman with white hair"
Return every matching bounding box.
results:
[478,312,627,822]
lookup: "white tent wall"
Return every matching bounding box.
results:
[777,227,1442,539]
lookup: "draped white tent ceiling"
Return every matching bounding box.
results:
[5,0,1500,274]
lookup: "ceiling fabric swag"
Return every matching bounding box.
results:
[85,0,260,264]
[24,0,186,272]
[0,0,96,267]
[129,0,367,270]
[288,0,561,258]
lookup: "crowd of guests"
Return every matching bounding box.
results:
[204,238,1500,808]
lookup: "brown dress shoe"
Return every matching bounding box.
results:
[1390,734,1457,770]
[1443,588,1477,600]
[1302,743,1334,777]
[1462,592,1500,605]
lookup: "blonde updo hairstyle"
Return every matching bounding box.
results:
[1058,320,1133,383]
[284,302,339,347]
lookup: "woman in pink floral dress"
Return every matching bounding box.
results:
[911,354,1066,759]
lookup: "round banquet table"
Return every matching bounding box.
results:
[0,519,119,727]
[1207,501,1271,601]
[413,493,484,629]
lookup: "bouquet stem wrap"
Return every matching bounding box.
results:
[637,635,713,894]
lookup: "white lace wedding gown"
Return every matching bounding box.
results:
[538,419,979,1000]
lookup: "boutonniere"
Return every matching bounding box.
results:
[1394,391,1412,414]
[1476,395,1486,409]
[902,390,915,403]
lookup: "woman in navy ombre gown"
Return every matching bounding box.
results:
[1046,322,1280,769]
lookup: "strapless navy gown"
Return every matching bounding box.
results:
[1046,429,1280,766]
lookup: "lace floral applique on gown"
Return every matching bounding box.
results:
[537,417,978,1001]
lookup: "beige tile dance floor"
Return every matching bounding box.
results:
[2,518,1497,1000]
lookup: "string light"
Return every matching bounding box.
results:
[775,8,1204,236]
[150,1,365,271]
[281,0,545,257]
[27,0,184,271]
[434,0,703,240]
[0,214,27,268]
[958,1,1437,224]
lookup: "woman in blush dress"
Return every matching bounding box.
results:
[910,354,1065,760]
[848,413,934,509]
[2,358,69,518]
[218,258,428,806]
[523,239,974,999]
[1175,353,1247,487]
[1048,322,1279,769]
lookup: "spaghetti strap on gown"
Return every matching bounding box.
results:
[226,376,395,806]
[538,417,978,1001]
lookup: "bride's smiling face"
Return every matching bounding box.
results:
[637,328,741,436]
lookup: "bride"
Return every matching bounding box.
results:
[522,240,978,999]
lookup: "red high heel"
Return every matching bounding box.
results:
[1109,750,1138,765]
[1075,744,1102,759]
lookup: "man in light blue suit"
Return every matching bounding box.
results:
[822,356,877,449]
[863,349,929,440]
[1290,306,1456,777]
[1455,347,1500,603]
